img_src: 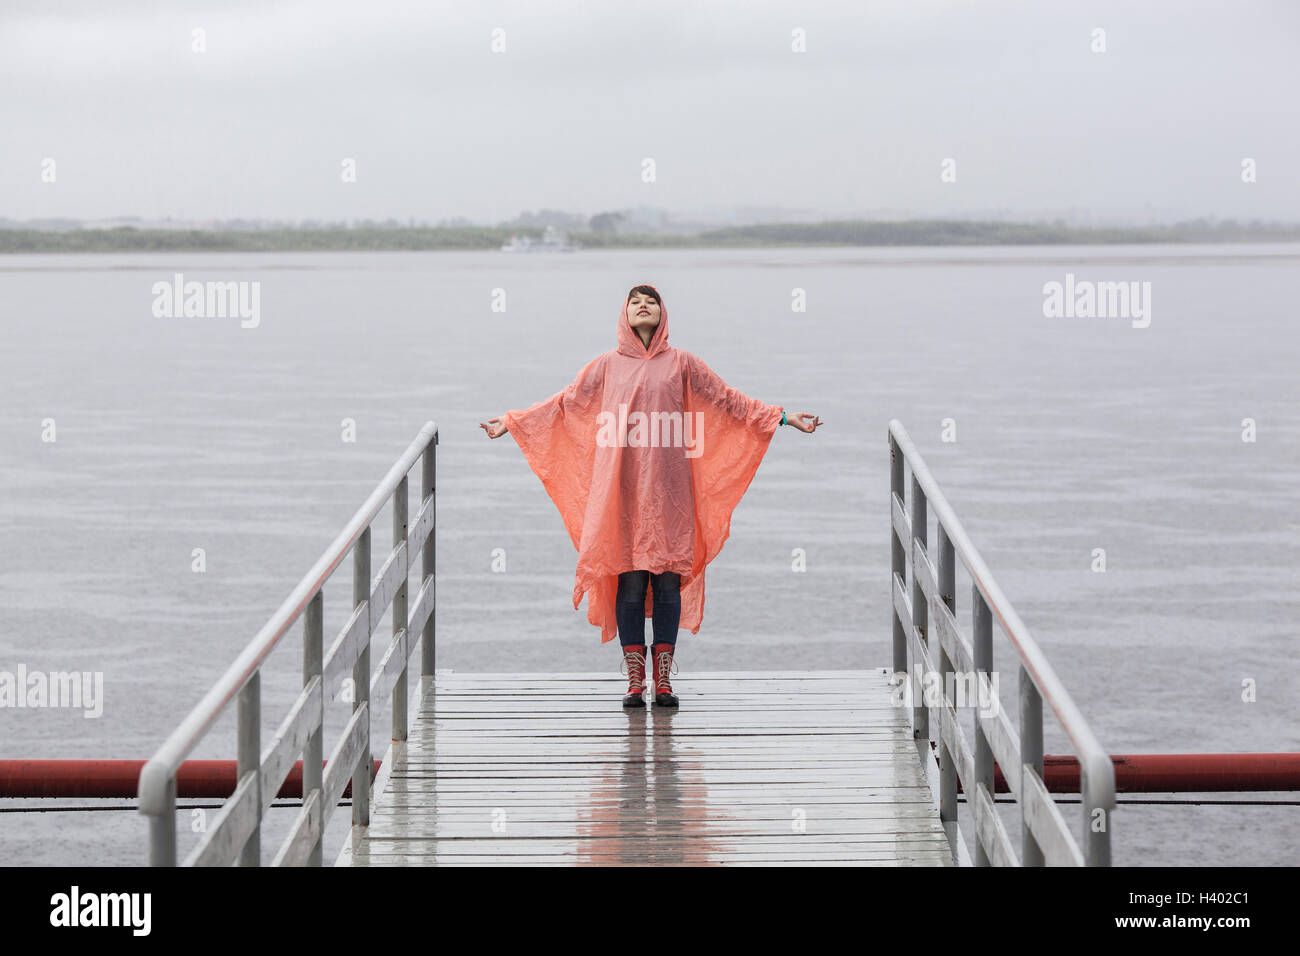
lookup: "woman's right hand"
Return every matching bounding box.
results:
[480,417,509,439]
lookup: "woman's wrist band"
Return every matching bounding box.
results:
[780,409,786,426]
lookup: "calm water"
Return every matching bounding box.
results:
[1,245,1297,866]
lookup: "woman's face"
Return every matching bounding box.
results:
[627,291,661,335]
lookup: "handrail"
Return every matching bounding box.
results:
[138,421,439,865]
[888,419,1115,866]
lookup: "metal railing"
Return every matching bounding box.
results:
[137,421,439,865]
[888,419,1114,866]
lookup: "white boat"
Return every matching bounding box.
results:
[500,225,578,252]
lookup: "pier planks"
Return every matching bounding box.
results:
[337,669,953,867]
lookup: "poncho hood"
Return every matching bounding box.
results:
[617,287,671,359]
[502,286,784,644]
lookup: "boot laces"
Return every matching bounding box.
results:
[620,649,646,686]
[654,649,678,687]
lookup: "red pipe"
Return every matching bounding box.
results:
[0,759,382,799]
[1,754,1298,799]
[1001,753,1300,794]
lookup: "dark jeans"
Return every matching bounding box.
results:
[616,570,681,648]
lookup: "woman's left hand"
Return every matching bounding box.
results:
[787,412,822,433]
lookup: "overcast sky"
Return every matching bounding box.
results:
[3,0,1298,225]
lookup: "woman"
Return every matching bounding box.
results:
[481,285,821,708]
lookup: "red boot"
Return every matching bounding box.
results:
[620,644,648,708]
[651,643,679,707]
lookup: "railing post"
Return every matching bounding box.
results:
[910,472,928,742]
[972,588,993,867]
[421,437,437,680]
[393,476,409,742]
[148,776,177,866]
[352,526,372,827]
[936,525,957,846]
[303,590,324,866]
[236,671,261,866]
[1085,765,1113,866]
[889,434,906,678]
[1019,662,1044,866]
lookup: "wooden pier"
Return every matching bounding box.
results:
[337,668,954,866]
[135,421,1114,867]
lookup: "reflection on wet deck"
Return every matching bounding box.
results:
[337,669,953,866]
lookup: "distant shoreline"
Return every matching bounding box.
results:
[3,219,1299,253]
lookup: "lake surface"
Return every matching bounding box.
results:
[1,245,1297,866]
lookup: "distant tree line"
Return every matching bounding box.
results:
[693,218,1300,246]
[0,218,1296,253]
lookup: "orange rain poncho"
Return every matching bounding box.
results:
[501,287,784,644]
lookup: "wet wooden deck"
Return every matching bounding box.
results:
[336,668,954,866]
